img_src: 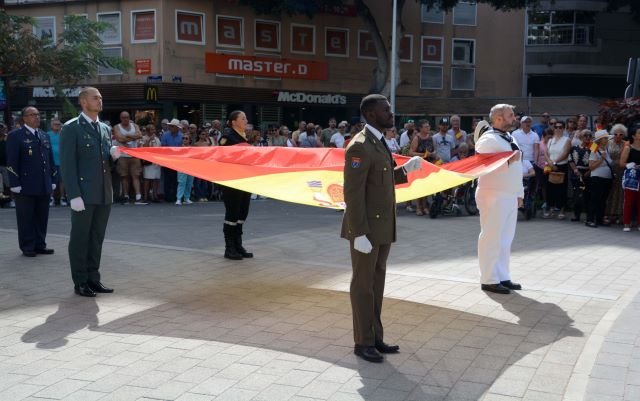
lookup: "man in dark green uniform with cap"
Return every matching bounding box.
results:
[60,87,119,297]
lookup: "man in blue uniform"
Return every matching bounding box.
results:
[6,107,56,257]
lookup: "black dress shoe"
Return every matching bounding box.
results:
[35,248,54,255]
[88,281,114,293]
[74,283,96,297]
[481,284,511,294]
[354,345,384,363]
[500,280,522,290]
[22,251,37,257]
[375,341,400,354]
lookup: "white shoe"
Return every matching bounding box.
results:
[623,227,631,232]
[49,198,54,207]
[184,199,193,205]
[251,194,258,200]
[175,200,182,205]
[60,199,68,206]
[10,200,16,208]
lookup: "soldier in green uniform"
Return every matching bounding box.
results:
[341,94,422,363]
[219,110,253,260]
[60,87,119,297]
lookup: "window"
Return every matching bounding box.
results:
[216,15,243,48]
[399,35,413,63]
[420,66,443,89]
[131,9,156,43]
[451,67,475,90]
[527,10,595,45]
[358,30,377,59]
[325,27,349,57]
[254,20,280,52]
[421,36,443,64]
[33,16,56,43]
[453,2,477,26]
[98,47,123,75]
[452,39,475,65]
[97,12,121,45]
[421,4,444,24]
[290,24,315,55]
[176,10,205,45]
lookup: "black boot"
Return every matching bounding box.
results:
[223,224,243,260]
[235,224,253,258]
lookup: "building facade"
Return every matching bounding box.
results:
[5,0,635,129]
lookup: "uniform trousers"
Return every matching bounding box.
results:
[69,204,111,285]
[349,241,390,346]
[14,194,49,252]
[222,186,251,224]
[476,189,518,285]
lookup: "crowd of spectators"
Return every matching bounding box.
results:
[1,111,638,232]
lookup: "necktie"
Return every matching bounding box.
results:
[380,137,393,159]
[91,122,100,134]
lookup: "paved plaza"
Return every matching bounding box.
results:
[0,200,639,401]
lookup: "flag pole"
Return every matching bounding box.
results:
[390,0,398,114]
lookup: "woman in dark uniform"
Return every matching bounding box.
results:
[219,111,253,260]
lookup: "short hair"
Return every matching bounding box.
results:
[78,86,99,100]
[21,106,36,116]
[611,123,627,136]
[489,104,515,124]
[360,94,388,116]
[450,115,460,122]
[419,120,430,129]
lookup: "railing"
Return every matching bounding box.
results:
[527,24,595,46]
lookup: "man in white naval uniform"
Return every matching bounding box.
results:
[475,104,524,294]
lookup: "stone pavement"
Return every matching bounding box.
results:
[0,200,639,401]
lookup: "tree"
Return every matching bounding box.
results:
[0,11,129,125]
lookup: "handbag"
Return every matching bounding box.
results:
[623,168,639,191]
[548,171,565,184]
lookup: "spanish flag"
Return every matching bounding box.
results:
[590,142,599,152]
[121,146,514,209]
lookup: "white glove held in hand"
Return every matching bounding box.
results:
[354,235,373,254]
[402,156,423,174]
[52,184,56,191]
[110,146,121,160]
[10,186,22,194]
[70,197,85,212]
[627,162,636,169]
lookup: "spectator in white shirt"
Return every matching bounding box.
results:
[512,116,540,165]
[432,118,455,163]
[330,121,349,148]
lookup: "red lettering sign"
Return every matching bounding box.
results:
[358,31,376,59]
[255,20,280,51]
[176,11,204,44]
[291,24,315,54]
[325,28,348,57]
[421,36,443,64]
[217,16,243,48]
[135,59,151,75]
[205,53,328,80]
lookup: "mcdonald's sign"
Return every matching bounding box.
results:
[144,85,158,102]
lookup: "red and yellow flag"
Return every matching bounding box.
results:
[121,146,514,209]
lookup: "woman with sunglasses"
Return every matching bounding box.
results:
[568,130,592,222]
[605,124,626,224]
[545,121,571,219]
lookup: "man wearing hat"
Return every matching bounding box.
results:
[160,119,183,202]
[433,118,455,163]
[475,104,524,295]
[330,121,349,148]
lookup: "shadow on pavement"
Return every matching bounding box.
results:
[21,282,583,400]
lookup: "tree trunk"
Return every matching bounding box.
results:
[355,0,389,95]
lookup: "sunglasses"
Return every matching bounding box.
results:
[554,125,564,129]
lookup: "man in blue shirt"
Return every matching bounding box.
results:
[47,118,66,206]
[532,113,550,139]
[160,119,182,202]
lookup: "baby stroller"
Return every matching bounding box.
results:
[520,176,536,220]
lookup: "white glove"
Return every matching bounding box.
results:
[110,146,121,160]
[52,184,56,191]
[10,186,21,194]
[402,156,423,174]
[627,162,636,169]
[70,197,85,212]
[354,235,372,254]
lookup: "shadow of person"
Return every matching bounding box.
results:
[86,283,584,401]
[21,297,99,349]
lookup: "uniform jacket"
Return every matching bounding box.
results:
[219,127,249,146]
[341,128,408,245]
[59,115,113,205]
[475,128,524,197]
[6,126,56,196]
